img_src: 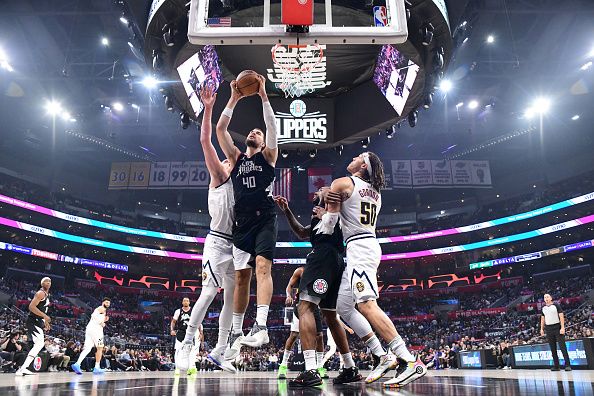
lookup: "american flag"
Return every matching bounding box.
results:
[273,168,292,201]
[207,17,232,27]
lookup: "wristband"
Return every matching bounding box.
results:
[222,107,233,118]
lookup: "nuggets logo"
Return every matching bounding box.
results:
[355,282,365,293]
[312,279,328,294]
[202,272,208,282]
[33,356,42,371]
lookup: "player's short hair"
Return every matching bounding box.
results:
[102,297,111,302]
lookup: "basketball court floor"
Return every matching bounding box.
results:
[1,370,592,395]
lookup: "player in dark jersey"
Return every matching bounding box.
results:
[216,74,278,355]
[16,277,51,376]
[278,267,325,380]
[171,298,199,375]
[275,189,363,388]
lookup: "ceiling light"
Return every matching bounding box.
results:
[468,100,479,109]
[180,112,191,129]
[580,61,592,71]
[112,102,124,112]
[281,150,289,158]
[45,101,62,116]
[120,17,129,25]
[61,111,71,121]
[532,97,551,114]
[141,76,159,89]
[571,114,580,121]
[439,79,452,92]
[361,137,370,148]
[131,104,139,109]
[101,37,109,46]
[462,37,469,44]
[309,149,317,158]
[486,35,495,44]
[456,102,464,108]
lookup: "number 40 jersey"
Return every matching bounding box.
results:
[231,152,275,215]
[340,176,382,243]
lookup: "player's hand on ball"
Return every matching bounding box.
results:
[230,80,245,101]
[200,85,217,108]
[256,75,267,98]
[170,330,177,336]
[274,196,289,212]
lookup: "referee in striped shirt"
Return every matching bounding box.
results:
[540,294,571,371]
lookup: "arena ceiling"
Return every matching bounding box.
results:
[0,0,593,179]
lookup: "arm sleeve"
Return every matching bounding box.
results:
[263,101,277,149]
[555,303,563,314]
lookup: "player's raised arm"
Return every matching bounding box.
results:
[274,196,310,240]
[216,81,243,166]
[200,86,228,184]
[257,75,278,166]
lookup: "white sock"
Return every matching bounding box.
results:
[95,361,101,369]
[388,335,415,363]
[316,352,324,369]
[342,353,355,369]
[232,312,245,334]
[365,334,387,357]
[303,350,317,371]
[255,305,269,327]
[281,350,291,366]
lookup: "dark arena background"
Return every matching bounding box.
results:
[1,0,594,394]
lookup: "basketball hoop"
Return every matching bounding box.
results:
[271,44,324,98]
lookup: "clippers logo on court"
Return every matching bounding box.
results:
[312,279,328,294]
[356,281,365,293]
[33,356,42,371]
[275,100,327,145]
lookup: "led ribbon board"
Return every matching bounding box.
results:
[469,239,594,270]
[1,213,593,263]
[2,191,592,247]
[0,241,128,272]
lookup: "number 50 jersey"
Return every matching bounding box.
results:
[231,152,276,215]
[340,176,382,243]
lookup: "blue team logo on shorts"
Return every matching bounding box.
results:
[313,279,328,294]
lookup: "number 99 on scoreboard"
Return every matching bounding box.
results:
[108,161,209,189]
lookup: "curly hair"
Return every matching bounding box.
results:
[363,152,386,191]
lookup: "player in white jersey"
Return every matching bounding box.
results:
[316,152,426,387]
[72,298,111,374]
[176,85,236,374]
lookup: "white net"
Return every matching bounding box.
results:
[270,44,325,98]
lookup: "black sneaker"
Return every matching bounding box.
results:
[551,367,561,371]
[333,366,363,384]
[289,369,322,388]
[564,366,572,372]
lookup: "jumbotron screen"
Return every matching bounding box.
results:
[373,45,420,116]
[176,45,222,117]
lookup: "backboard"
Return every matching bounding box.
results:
[188,0,408,45]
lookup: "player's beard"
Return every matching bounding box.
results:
[245,137,260,149]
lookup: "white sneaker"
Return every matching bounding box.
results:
[384,358,427,388]
[176,343,193,372]
[366,353,396,383]
[15,368,37,376]
[224,333,245,361]
[207,349,237,373]
[240,325,269,348]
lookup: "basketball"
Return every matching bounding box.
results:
[235,70,260,96]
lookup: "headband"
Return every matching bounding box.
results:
[40,277,51,285]
[362,152,373,177]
